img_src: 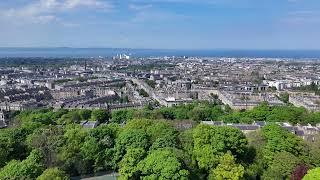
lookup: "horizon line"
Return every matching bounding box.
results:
[1,47,320,51]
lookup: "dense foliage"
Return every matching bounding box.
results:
[0,102,320,179]
[303,167,320,180]
[111,101,320,125]
[37,167,69,180]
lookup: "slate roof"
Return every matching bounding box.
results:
[254,121,266,127]
[295,130,304,136]
[81,120,99,129]
[231,124,260,131]
[282,126,298,133]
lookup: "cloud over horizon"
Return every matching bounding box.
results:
[1,0,113,24]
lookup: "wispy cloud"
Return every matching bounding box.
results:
[63,0,112,9]
[128,4,153,11]
[0,0,113,24]
[128,0,265,9]
[130,0,213,3]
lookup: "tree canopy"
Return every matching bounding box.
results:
[37,167,69,180]
[0,102,320,179]
[303,167,320,180]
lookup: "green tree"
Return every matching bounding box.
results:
[303,167,320,180]
[305,134,320,167]
[193,124,247,171]
[58,125,88,175]
[119,148,146,180]
[188,106,211,122]
[124,119,152,132]
[173,107,190,120]
[91,109,109,123]
[88,124,119,171]
[150,135,177,150]
[16,110,56,126]
[0,150,44,180]
[244,131,266,179]
[138,89,149,97]
[111,109,134,123]
[159,107,175,120]
[210,106,224,121]
[178,129,194,159]
[146,121,178,142]
[0,127,30,167]
[209,152,244,180]
[279,92,289,103]
[79,109,92,120]
[266,106,306,124]
[37,167,69,180]
[219,112,242,123]
[26,126,64,167]
[261,151,301,180]
[50,109,69,121]
[114,128,150,165]
[80,136,103,172]
[138,149,189,180]
[58,111,81,124]
[305,112,320,125]
[89,124,119,144]
[120,95,130,103]
[261,124,304,163]
[245,102,270,121]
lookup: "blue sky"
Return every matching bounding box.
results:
[0,0,320,49]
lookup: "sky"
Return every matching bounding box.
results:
[0,0,320,49]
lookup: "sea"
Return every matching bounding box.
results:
[1,48,320,58]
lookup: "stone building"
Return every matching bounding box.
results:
[0,111,7,128]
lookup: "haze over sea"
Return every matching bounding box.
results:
[1,48,320,58]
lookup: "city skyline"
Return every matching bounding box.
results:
[1,0,320,49]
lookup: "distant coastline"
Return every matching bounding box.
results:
[1,47,320,58]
